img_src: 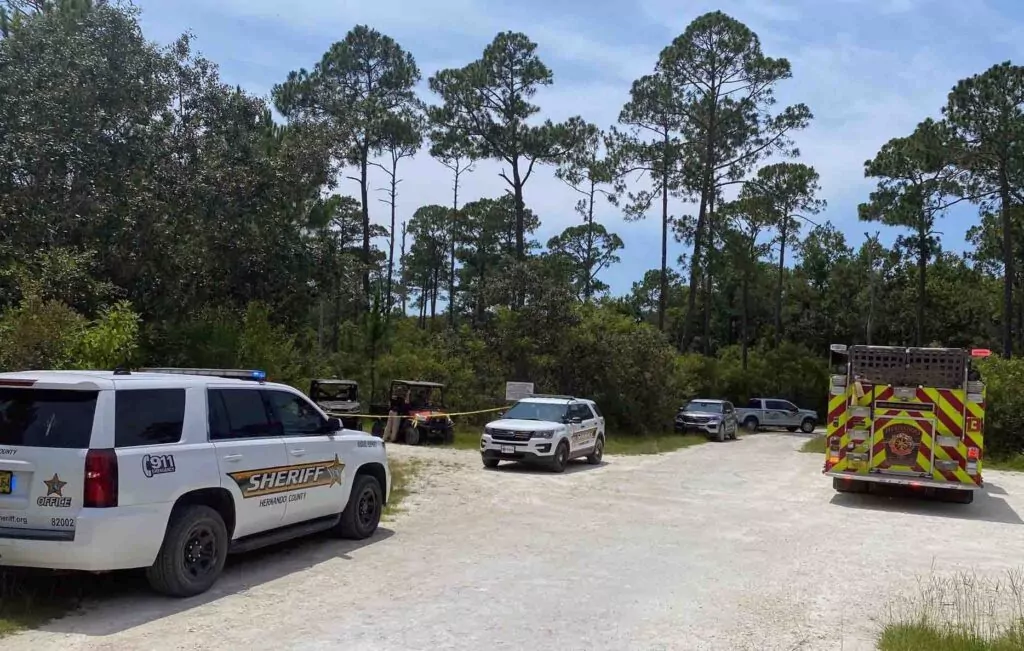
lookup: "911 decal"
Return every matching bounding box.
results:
[143,454,176,478]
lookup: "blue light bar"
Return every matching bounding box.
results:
[252,370,267,381]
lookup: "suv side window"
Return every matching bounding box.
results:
[590,402,603,418]
[570,404,592,421]
[724,402,734,414]
[766,400,789,411]
[264,390,325,436]
[115,389,186,447]
[209,389,274,440]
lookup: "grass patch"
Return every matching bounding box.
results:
[878,570,1024,651]
[449,424,482,451]
[383,457,422,518]
[605,433,706,456]
[985,455,1024,473]
[799,433,825,454]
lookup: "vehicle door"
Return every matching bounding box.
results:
[723,402,738,437]
[568,403,598,454]
[780,401,802,427]
[263,389,348,526]
[764,400,790,428]
[208,387,289,538]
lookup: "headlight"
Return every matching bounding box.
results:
[484,427,495,436]
[532,430,554,439]
[707,419,720,426]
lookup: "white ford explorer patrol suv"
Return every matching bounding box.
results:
[0,367,390,597]
[480,395,605,472]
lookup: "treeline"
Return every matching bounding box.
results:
[0,1,1023,439]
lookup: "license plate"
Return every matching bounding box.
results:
[500,445,515,454]
[0,471,11,494]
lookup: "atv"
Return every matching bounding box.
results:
[309,379,361,430]
[370,380,454,445]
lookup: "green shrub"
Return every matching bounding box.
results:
[976,357,1024,457]
[0,294,85,371]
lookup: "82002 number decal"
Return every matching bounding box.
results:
[51,517,74,528]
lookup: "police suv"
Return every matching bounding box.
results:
[480,395,605,472]
[0,368,390,597]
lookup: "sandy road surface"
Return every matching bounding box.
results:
[8,434,1024,651]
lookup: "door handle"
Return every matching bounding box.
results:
[289,448,306,457]
[223,454,243,462]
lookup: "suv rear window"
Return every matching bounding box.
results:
[0,389,98,448]
[115,389,186,447]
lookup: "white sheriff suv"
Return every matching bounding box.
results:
[0,367,391,597]
[480,395,605,472]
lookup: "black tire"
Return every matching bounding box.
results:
[146,505,228,598]
[371,420,384,438]
[443,427,455,445]
[833,477,869,494]
[587,436,604,465]
[786,426,798,432]
[482,457,500,469]
[403,425,420,446]
[800,418,816,434]
[714,425,726,442]
[744,417,759,432]
[941,488,975,504]
[550,441,569,473]
[334,474,383,539]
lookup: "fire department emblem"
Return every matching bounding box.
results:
[884,424,920,463]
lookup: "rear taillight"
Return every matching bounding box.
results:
[967,447,981,461]
[84,449,118,508]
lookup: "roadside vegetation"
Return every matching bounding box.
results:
[382,457,423,518]
[879,570,1024,651]
[800,434,826,454]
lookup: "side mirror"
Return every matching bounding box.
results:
[571,417,583,425]
[325,417,343,433]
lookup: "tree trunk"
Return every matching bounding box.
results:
[430,264,438,321]
[916,221,927,348]
[1001,171,1014,358]
[774,221,788,349]
[384,161,398,323]
[512,160,525,261]
[359,148,371,316]
[741,269,750,370]
[702,192,715,352]
[400,221,408,314]
[449,170,460,327]
[658,129,670,332]
[683,108,717,352]
[585,180,596,301]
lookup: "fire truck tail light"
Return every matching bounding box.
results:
[967,447,980,460]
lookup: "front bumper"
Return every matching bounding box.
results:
[674,420,722,435]
[480,434,556,463]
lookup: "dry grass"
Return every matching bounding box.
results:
[604,433,707,455]
[382,457,423,518]
[879,569,1024,651]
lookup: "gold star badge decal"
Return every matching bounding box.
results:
[43,473,67,497]
[325,454,345,486]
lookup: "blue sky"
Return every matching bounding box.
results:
[136,0,1024,295]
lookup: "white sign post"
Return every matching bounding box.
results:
[505,381,534,402]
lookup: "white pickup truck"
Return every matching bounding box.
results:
[735,398,818,433]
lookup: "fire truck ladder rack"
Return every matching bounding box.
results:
[849,346,966,389]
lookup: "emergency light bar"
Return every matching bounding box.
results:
[139,368,267,382]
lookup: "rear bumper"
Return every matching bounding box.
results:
[826,472,982,491]
[0,503,171,571]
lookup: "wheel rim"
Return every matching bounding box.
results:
[182,524,217,580]
[357,487,378,529]
[558,446,567,465]
[595,440,603,460]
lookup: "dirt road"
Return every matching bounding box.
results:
[8,434,1024,650]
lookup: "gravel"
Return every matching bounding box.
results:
[7,433,1024,651]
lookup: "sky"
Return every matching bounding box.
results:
[135,0,1024,296]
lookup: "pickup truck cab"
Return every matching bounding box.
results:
[736,398,818,434]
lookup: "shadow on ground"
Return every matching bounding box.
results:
[830,484,1022,526]
[486,459,607,475]
[13,527,395,637]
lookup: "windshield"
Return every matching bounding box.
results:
[400,385,441,409]
[502,401,567,422]
[685,401,723,414]
[313,384,356,401]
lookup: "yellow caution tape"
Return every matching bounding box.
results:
[326,406,506,420]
